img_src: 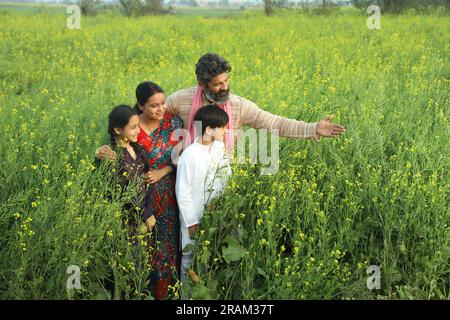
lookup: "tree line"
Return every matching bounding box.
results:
[77,0,450,16]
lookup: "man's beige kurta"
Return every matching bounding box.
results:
[166,87,318,140]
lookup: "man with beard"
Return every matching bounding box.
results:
[96,53,346,160]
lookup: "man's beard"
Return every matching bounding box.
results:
[204,86,230,104]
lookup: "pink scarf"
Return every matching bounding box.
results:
[187,86,234,151]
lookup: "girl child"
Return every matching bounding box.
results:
[107,104,156,237]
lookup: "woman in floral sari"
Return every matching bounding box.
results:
[134,81,183,300]
[96,81,182,299]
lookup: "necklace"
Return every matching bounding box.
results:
[139,114,159,134]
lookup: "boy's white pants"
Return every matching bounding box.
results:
[180,253,193,300]
[180,229,195,283]
[180,253,193,282]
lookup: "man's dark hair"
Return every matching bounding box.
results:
[195,53,232,85]
[194,105,229,136]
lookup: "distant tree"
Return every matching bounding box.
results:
[265,0,273,15]
[321,0,331,9]
[351,0,408,13]
[119,0,142,16]
[312,0,337,14]
[351,0,450,14]
[120,0,168,16]
[79,0,100,16]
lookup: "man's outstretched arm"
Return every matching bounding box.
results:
[239,96,345,140]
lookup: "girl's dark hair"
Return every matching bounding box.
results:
[108,104,148,171]
[195,53,232,85]
[134,81,165,114]
[193,104,229,136]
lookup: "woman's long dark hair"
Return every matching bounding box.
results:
[134,81,165,115]
[108,104,149,172]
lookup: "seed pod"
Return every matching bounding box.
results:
[188,269,200,283]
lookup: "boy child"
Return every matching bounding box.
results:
[175,104,232,282]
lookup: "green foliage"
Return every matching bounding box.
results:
[80,0,101,16]
[351,0,450,14]
[0,9,448,300]
[119,0,167,17]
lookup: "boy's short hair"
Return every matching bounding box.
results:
[194,104,229,136]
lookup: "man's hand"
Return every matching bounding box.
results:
[188,224,199,239]
[95,145,116,161]
[316,115,346,139]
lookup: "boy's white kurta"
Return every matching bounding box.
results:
[175,140,231,254]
